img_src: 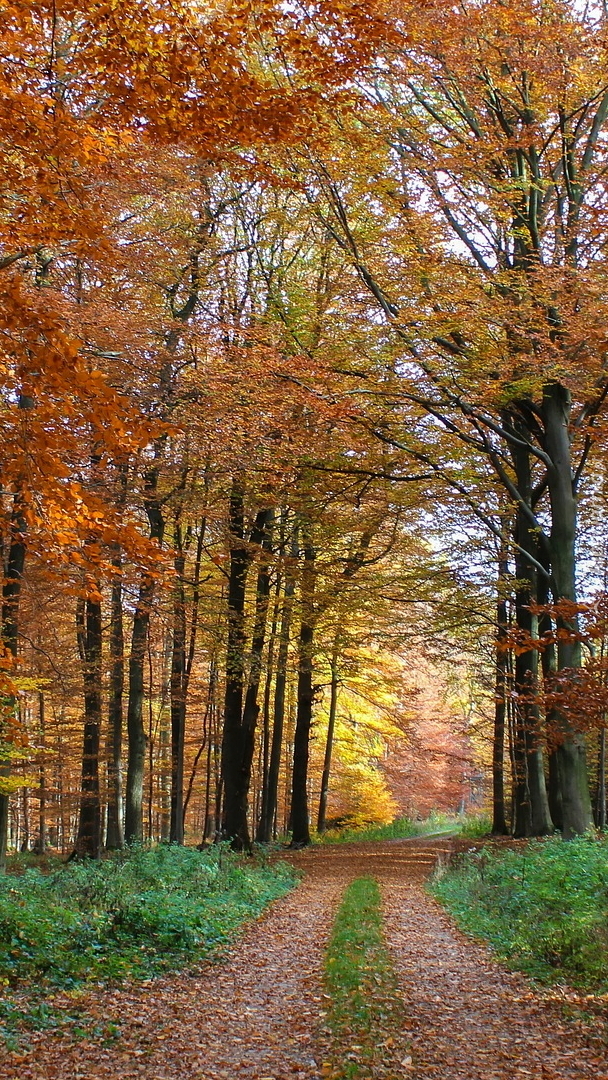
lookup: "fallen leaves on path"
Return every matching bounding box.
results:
[2,838,607,1080]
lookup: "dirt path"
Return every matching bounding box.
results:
[3,838,607,1080]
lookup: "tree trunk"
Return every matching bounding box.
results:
[125,449,165,844]
[221,485,271,850]
[596,729,606,829]
[317,636,340,834]
[542,381,593,836]
[170,520,187,844]
[106,549,124,849]
[257,541,296,844]
[37,691,47,854]
[255,578,280,842]
[0,473,27,871]
[290,537,316,848]
[75,593,103,857]
[239,508,274,843]
[492,534,509,836]
[510,430,552,837]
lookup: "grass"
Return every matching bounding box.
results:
[316,810,483,845]
[431,833,608,992]
[323,876,404,1079]
[0,843,297,1044]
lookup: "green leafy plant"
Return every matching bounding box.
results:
[0,844,297,1043]
[431,835,608,991]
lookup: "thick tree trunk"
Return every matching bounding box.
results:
[125,451,165,844]
[75,594,103,858]
[542,382,593,836]
[221,484,251,849]
[170,522,187,844]
[0,478,27,871]
[255,579,280,842]
[317,636,340,834]
[596,729,607,829]
[511,432,552,837]
[106,550,124,849]
[492,563,509,835]
[239,509,273,841]
[37,691,47,854]
[221,486,271,850]
[257,546,296,844]
[290,538,316,848]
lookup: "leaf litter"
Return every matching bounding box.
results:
[1,838,606,1080]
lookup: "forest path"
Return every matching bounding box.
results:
[4,838,608,1080]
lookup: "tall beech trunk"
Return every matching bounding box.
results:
[537,568,563,831]
[37,692,47,854]
[239,508,274,840]
[257,540,296,844]
[317,635,340,834]
[492,532,509,836]
[596,729,607,829]
[0,470,27,872]
[221,484,272,850]
[542,382,593,836]
[510,430,552,837]
[290,538,316,848]
[106,548,124,849]
[256,587,279,842]
[169,520,187,844]
[125,448,165,844]
[174,518,208,838]
[75,593,103,857]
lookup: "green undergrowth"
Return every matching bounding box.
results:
[324,876,404,1079]
[431,834,608,992]
[317,810,481,845]
[0,843,297,1045]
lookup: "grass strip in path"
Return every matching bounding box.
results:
[323,876,408,1080]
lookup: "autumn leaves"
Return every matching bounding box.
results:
[2,0,608,864]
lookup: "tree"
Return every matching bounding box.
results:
[286,0,608,834]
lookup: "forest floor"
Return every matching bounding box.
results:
[2,837,607,1080]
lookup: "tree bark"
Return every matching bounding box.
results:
[596,728,606,829]
[0,471,27,871]
[290,537,316,847]
[125,446,165,844]
[317,635,340,834]
[37,691,47,854]
[542,381,593,836]
[220,484,272,850]
[257,536,296,844]
[492,531,509,836]
[106,548,124,849]
[75,592,103,857]
[170,519,187,844]
[510,428,553,837]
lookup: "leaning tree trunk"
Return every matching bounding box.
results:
[542,381,593,836]
[74,592,103,858]
[290,537,316,848]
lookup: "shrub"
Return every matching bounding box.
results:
[431,834,608,990]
